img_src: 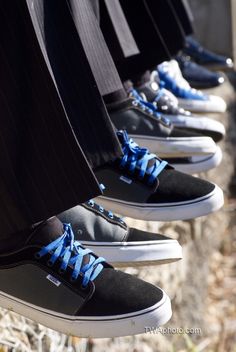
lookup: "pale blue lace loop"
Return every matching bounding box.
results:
[36,223,105,287]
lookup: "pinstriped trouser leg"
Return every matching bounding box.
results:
[99,0,186,80]
[27,0,122,168]
[0,0,123,236]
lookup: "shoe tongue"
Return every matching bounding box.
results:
[26,217,64,247]
[26,217,94,270]
[117,130,161,174]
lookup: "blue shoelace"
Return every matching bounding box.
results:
[35,223,105,287]
[129,89,172,127]
[118,130,168,185]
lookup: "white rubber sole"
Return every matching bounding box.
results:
[178,95,227,113]
[81,239,183,266]
[169,146,223,174]
[0,289,172,338]
[97,184,224,221]
[164,114,226,137]
[130,134,217,158]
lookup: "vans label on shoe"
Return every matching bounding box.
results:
[46,274,61,287]
[120,176,132,184]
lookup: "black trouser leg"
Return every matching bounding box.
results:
[28,0,123,168]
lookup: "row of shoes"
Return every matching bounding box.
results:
[109,38,230,176]
[0,38,232,339]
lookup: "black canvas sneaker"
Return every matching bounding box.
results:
[0,217,172,338]
[108,96,217,158]
[132,87,224,172]
[58,201,182,266]
[95,130,224,221]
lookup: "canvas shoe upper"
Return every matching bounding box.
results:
[58,201,182,266]
[132,86,225,143]
[0,217,171,338]
[108,97,217,158]
[157,60,227,113]
[95,130,224,221]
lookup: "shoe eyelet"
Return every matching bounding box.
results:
[99,206,104,213]
[108,214,113,219]
[47,260,54,267]
[132,100,138,107]
[34,252,41,259]
[88,200,94,207]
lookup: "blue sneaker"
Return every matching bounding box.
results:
[184,36,234,71]
[157,60,227,113]
[176,54,225,89]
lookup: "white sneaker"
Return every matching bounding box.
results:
[157,60,227,113]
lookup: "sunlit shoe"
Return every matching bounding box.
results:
[58,201,183,266]
[157,60,227,113]
[0,217,172,338]
[131,88,225,143]
[108,96,217,158]
[95,130,224,221]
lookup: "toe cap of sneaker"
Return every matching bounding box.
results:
[148,169,215,204]
[78,268,164,316]
[127,228,173,242]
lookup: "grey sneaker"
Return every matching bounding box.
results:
[0,217,171,338]
[58,201,182,266]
